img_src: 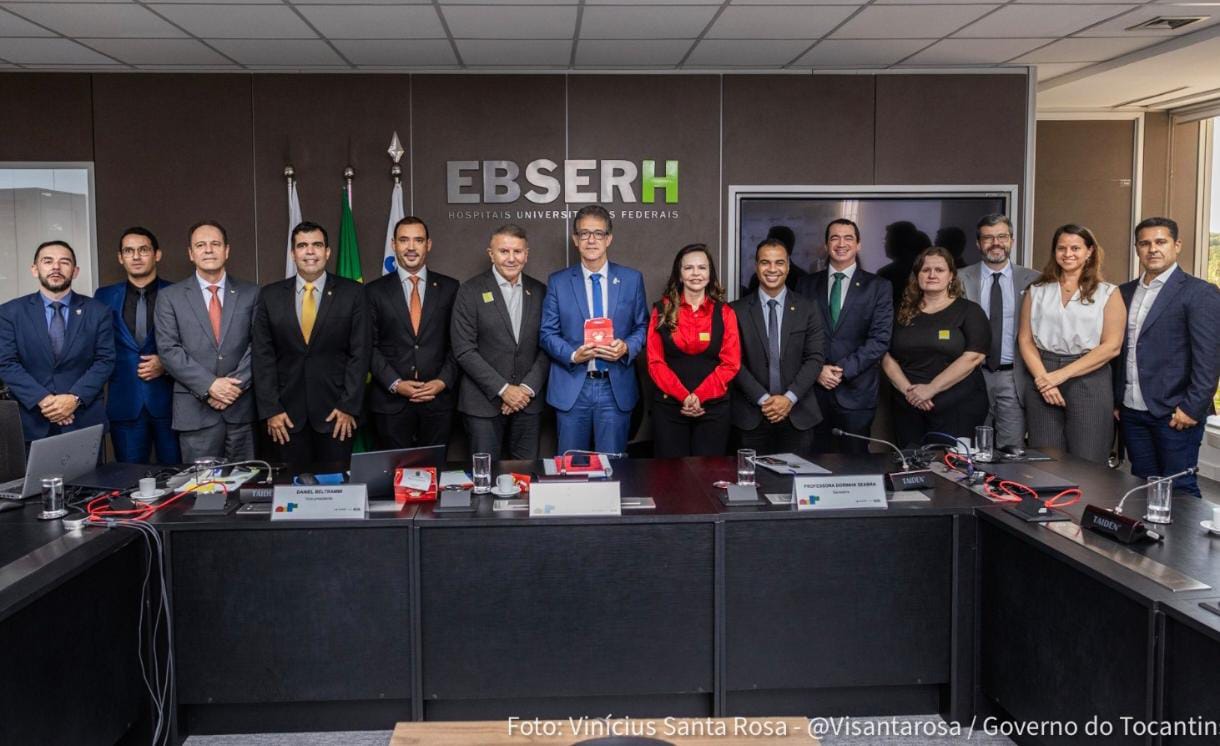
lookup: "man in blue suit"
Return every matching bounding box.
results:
[540,205,649,454]
[796,219,893,454]
[95,227,180,464]
[1115,217,1220,497]
[0,240,115,445]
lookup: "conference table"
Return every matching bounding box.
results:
[2,451,1219,745]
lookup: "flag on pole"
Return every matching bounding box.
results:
[336,184,363,284]
[284,178,302,278]
[383,180,404,275]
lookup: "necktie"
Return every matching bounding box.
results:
[767,299,782,394]
[49,302,65,361]
[507,282,521,342]
[134,288,148,346]
[987,272,1003,371]
[409,275,422,334]
[590,272,607,372]
[207,285,222,343]
[829,272,845,328]
[301,283,316,343]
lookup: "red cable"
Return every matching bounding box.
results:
[86,481,229,523]
[942,452,1080,509]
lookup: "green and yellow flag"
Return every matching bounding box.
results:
[337,184,370,452]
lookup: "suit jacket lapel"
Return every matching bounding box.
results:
[219,282,240,346]
[107,289,138,350]
[813,272,830,322]
[836,273,866,331]
[1139,270,1184,334]
[570,266,591,320]
[26,295,55,368]
[418,275,440,333]
[309,274,337,347]
[961,266,979,304]
[607,264,621,323]
[748,294,768,359]
[60,294,85,358]
[486,271,516,343]
[188,280,220,351]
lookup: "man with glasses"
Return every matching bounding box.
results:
[959,214,1038,451]
[95,227,180,463]
[540,205,649,455]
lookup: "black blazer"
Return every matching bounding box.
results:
[251,273,371,433]
[730,291,825,431]
[796,268,893,411]
[451,269,549,418]
[366,268,459,415]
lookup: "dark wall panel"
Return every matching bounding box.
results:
[252,74,412,284]
[92,74,257,286]
[0,73,93,162]
[411,74,567,286]
[567,74,721,302]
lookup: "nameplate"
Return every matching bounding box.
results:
[271,484,368,521]
[529,480,621,517]
[793,475,887,511]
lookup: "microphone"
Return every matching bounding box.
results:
[831,428,931,490]
[1114,467,1195,515]
[1081,468,1193,544]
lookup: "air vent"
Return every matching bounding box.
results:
[1126,16,1207,31]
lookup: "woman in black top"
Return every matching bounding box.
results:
[881,246,991,448]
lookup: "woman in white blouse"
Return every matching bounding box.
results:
[1017,224,1126,463]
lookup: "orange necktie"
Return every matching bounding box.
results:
[409,275,422,334]
[207,285,222,343]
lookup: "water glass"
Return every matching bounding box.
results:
[1144,476,1173,524]
[974,426,995,463]
[737,449,757,487]
[472,453,492,494]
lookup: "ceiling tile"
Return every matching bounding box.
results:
[903,37,1049,65]
[731,0,865,4]
[82,37,231,64]
[580,6,716,39]
[331,38,456,65]
[455,38,572,65]
[873,0,999,3]
[10,3,186,38]
[831,4,1000,39]
[295,0,432,3]
[149,4,318,39]
[795,38,930,67]
[1034,62,1091,80]
[0,37,114,63]
[708,5,857,38]
[442,5,577,38]
[0,8,56,36]
[134,64,242,70]
[296,5,445,39]
[684,38,812,66]
[587,0,716,4]
[575,38,689,65]
[206,38,345,65]
[443,0,576,3]
[1014,36,1158,63]
[956,4,1137,38]
[1075,3,1220,37]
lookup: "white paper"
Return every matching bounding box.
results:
[753,453,831,476]
[439,470,472,488]
[397,468,433,491]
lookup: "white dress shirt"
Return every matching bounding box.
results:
[577,262,611,371]
[295,272,327,326]
[196,271,227,308]
[398,264,428,308]
[757,286,798,407]
[826,262,857,308]
[1123,263,1177,411]
[1029,280,1118,356]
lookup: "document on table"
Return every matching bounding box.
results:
[888,490,932,503]
[753,453,830,476]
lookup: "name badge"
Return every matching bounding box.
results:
[793,475,887,511]
[481,291,495,303]
[938,329,951,340]
[698,331,711,342]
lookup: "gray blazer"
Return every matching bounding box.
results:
[959,261,1040,402]
[451,268,549,418]
[154,273,259,430]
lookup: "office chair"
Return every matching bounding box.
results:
[0,399,25,483]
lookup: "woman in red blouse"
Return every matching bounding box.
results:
[646,243,741,457]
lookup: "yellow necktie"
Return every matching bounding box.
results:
[301,283,316,343]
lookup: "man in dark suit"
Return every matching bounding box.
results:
[95,227,179,464]
[1115,217,1220,498]
[0,240,115,445]
[155,221,259,462]
[796,218,893,454]
[451,224,549,459]
[731,238,825,454]
[366,216,458,450]
[252,221,371,473]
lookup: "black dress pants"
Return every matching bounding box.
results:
[651,398,730,458]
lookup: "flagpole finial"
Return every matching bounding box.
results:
[390,163,402,183]
[387,131,404,164]
[284,164,295,180]
[344,166,355,180]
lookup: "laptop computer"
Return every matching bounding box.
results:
[348,444,447,498]
[985,463,1079,494]
[0,424,104,499]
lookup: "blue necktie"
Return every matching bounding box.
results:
[767,299,781,394]
[49,302,65,361]
[590,273,608,372]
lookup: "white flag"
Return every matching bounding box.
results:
[383,181,404,275]
[285,179,303,278]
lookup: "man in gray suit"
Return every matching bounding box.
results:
[451,224,549,459]
[154,220,258,462]
[959,214,1040,450]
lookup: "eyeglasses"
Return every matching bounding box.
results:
[575,230,610,242]
[120,246,155,257]
[978,234,1012,245]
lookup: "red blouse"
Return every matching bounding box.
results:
[646,298,741,402]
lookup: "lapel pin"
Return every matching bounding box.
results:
[525,289,531,296]
[789,305,796,311]
[613,277,620,285]
[326,290,332,296]
[75,308,82,315]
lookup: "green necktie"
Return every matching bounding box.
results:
[829,272,845,327]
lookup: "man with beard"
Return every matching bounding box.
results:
[959,214,1039,451]
[95,227,180,463]
[0,240,115,445]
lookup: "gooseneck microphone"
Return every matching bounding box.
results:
[1114,467,1196,515]
[831,428,931,490]
[1081,468,1194,544]
[831,428,908,469]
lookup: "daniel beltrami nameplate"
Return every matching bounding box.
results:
[272,484,368,521]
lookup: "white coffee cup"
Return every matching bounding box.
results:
[496,474,516,492]
[138,477,157,496]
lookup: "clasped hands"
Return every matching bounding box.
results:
[904,383,937,412]
[207,376,244,410]
[572,338,628,365]
[38,393,79,425]
[394,378,446,403]
[500,384,533,416]
[267,409,356,444]
[1033,369,1068,407]
[760,394,793,423]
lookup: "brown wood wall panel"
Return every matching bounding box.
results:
[1169,120,1200,270]
[251,74,412,284]
[1033,120,1134,283]
[0,74,93,162]
[566,74,721,302]
[1141,111,1170,220]
[91,74,257,286]
[410,74,567,286]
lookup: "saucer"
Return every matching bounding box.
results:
[491,484,521,497]
[131,487,170,502]
[1201,520,1220,536]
